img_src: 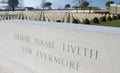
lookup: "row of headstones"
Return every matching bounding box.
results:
[0,11,66,21]
[0,11,115,23]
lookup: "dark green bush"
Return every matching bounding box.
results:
[112,15,117,20]
[106,16,112,21]
[100,16,106,22]
[72,18,79,23]
[56,20,61,22]
[5,15,9,20]
[117,14,120,19]
[83,18,90,24]
[92,17,99,23]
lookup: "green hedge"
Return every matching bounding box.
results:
[83,18,90,24]
[100,16,106,22]
[92,17,99,23]
[112,15,117,20]
[106,16,112,21]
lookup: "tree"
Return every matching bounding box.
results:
[72,0,84,13]
[7,0,19,12]
[105,1,114,7]
[44,2,52,9]
[73,0,88,6]
[73,0,89,9]
[81,1,89,8]
[0,0,23,9]
[64,4,71,9]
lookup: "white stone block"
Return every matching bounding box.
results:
[0,20,120,73]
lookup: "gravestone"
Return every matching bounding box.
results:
[0,20,120,73]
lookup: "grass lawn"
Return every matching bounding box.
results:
[92,19,120,27]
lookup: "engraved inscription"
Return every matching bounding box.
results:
[35,38,54,49]
[21,46,80,71]
[14,33,99,71]
[22,46,32,55]
[63,43,98,59]
[15,33,30,43]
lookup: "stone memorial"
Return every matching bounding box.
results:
[0,20,120,73]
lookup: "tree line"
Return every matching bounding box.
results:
[39,0,115,9]
[0,0,116,12]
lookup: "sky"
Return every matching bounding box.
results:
[0,0,119,9]
[23,0,120,9]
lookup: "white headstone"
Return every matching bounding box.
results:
[0,20,120,73]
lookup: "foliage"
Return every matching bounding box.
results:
[7,0,19,12]
[7,0,19,7]
[56,20,61,22]
[64,4,71,9]
[72,18,79,23]
[93,19,120,27]
[117,14,120,19]
[100,16,106,22]
[106,16,112,21]
[6,15,9,20]
[44,2,52,9]
[81,1,89,8]
[1,0,23,8]
[105,1,114,7]
[83,18,90,24]
[112,15,117,20]
[92,17,99,23]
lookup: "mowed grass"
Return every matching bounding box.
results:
[92,19,120,27]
